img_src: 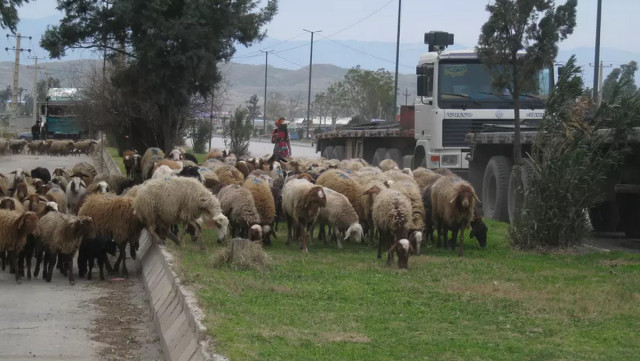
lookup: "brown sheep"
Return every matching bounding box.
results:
[0,210,39,283]
[413,167,441,190]
[244,176,277,245]
[378,159,399,172]
[282,179,327,252]
[214,165,245,186]
[235,161,250,178]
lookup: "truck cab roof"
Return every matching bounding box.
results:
[418,49,527,66]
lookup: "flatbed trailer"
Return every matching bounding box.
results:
[465,127,640,237]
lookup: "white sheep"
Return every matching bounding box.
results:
[217,184,261,240]
[311,187,363,249]
[152,165,180,179]
[282,179,327,253]
[66,177,87,215]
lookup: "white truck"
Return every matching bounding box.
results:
[315,31,554,180]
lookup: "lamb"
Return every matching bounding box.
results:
[46,187,69,214]
[312,187,363,249]
[367,186,421,266]
[413,167,441,190]
[92,173,136,195]
[31,167,52,184]
[282,179,327,252]
[378,159,399,172]
[389,179,426,254]
[214,164,245,186]
[0,211,39,283]
[77,234,117,281]
[431,175,480,257]
[271,186,283,232]
[78,194,145,278]
[36,212,95,284]
[243,176,277,245]
[9,139,27,154]
[141,147,165,180]
[468,203,488,248]
[217,185,261,240]
[50,175,69,192]
[166,148,183,161]
[387,239,414,269]
[27,140,44,155]
[132,177,229,250]
[123,150,139,178]
[66,177,87,215]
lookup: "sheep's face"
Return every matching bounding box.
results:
[133,155,143,170]
[0,198,16,210]
[76,217,96,240]
[450,184,479,210]
[45,202,59,213]
[69,177,86,194]
[249,224,262,243]
[10,168,25,184]
[18,212,39,235]
[297,173,315,184]
[304,186,327,214]
[53,168,65,177]
[15,182,29,201]
[34,179,45,191]
[168,149,182,161]
[97,181,110,194]
[389,239,414,269]
[470,220,488,248]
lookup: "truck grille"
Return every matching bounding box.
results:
[443,119,521,148]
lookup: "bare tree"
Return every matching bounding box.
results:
[266,91,286,129]
[286,92,304,122]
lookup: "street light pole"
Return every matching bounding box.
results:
[304,29,322,139]
[392,0,402,120]
[260,50,273,135]
[592,0,603,103]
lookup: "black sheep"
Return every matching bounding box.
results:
[31,167,51,184]
[177,166,201,181]
[78,235,117,281]
[183,153,198,164]
[469,220,488,248]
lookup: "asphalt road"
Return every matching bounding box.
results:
[0,154,162,361]
[203,136,320,158]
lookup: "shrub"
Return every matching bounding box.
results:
[510,56,640,249]
[224,106,253,157]
[186,118,212,154]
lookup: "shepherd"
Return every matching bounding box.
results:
[31,120,41,141]
[271,117,292,159]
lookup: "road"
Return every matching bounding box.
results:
[0,154,162,361]
[201,136,320,158]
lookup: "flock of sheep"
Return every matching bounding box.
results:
[0,138,99,156]
[0,143,489,286]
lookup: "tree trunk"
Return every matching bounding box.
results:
[513,86,522,166]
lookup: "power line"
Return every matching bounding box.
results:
[234,32,307,59]
[271,53,304,68]
[316,33,413,69]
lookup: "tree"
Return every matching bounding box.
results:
[37,77,61,103]
[0,0,29,33]
[224,106,253,157]
[602,61,638,100]
[20,93,32,115]
[341,66,394,121]
[41,0,277,153]
[246,94,261,128]
[266,91,286,126]
[185,118,212,154]
[326,82,350,129]
[286,92,303,123]
[312,92,329,126]
[0,85,11,110]
[476,0,577,165]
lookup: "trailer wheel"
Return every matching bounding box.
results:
[322,146,334,159]
[333,146,345,161]
[589,201,619,233]
[482,156,512,222]
[507,160,534,225]
[372,148,387,166]
[385,149,403,168]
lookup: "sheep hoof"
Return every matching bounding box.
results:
[69,280,75,285]
[15,278,22,285]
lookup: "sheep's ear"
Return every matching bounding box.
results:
[449,192,459,203]
[472,192,481,203]
[362,186,381,196]
[409,242,415,254]
[387,242,398,255]
[80,181,87,188]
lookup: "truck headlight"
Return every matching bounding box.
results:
[441,155,458,166]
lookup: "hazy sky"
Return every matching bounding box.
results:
[16,0,639,52]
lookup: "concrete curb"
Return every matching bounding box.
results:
[101,146,227,361]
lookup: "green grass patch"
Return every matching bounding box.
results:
[168,220,640,361]
[107,147,127,174]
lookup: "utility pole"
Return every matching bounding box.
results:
[209,88,215,152]
[5,33,32,125]
[592,0,603,104]
[260,50,273,135]
[589,61,612,107]
[303,29,322,139]
[402,88,411,105]
[28,56,46,121]
[392,0,402,121]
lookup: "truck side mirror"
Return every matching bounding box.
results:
[557,66,565,76]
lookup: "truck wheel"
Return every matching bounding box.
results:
[333,146,345,161]
[507,161,534,225]
[589,201,619,233]
[322,146,334,159]
[482,156,512,222]
[385,149,403,168]
[372,148,387,166]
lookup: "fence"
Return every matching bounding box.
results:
[95,136,121,175]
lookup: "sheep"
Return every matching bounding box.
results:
[197,167,220,189]
[27,140,44,155]
[153,159,183,172]
[92,173,136,195]
[78,194,144,278]
[378,159,399,172]
[123,150,138,178]
[66,177,87,215]
[434,168,455,176]
[86,181,110,194]
[31,167,52,184]
[152,165,180,179]
[282,179,327,252]
[50,175,68,192]
[413,167,441,190]
[367,186,421,265]
[46,187,69,214]
[18,201,58,280]
[132,177,229,250]
[49,140,74,156]
[0,197,24,212]
[312,187,363,249]
[387,239,414,269]
[36,212,95,284]
[385,169,416,184]
[270,186,283,232]
[6,168,27,193]
[431,175,480,257]
[204,149,226,161]
[77,234,117,281]
[316,169,362,214]
[0,138,7,154]
[389,179,426,254]
[9,139,27,154]
[141,147,165,180]
[0,210,39,283]
[183,153,198,164]
[243,176,276,245]
[214,164,245,186]
[71,162,98,185]
[167,148,183,161]
[40,140,53,155]
[53,167,72,180]
[217,185,261,240]
[469,203,488,249]
[177,166,204,183]
[0,174,8,197]
[14,182,34,203]
[74,140,97,155]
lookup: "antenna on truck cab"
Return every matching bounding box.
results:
[424,31,454,54]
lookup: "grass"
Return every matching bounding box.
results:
[168,220,640,361]
[106,147,207,173]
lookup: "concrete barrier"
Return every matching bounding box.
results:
[101,146,227,361]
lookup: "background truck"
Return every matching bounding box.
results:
[465,128,640,238]
[315,31,552,178]
[41,88,90,140]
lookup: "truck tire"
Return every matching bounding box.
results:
[372,148,387,167]
[507,161,534,225]
[322,146,334,160]
[482,156,512,222]
[333,145,345,161]
[589,201,619,233]
[385,149,403,168]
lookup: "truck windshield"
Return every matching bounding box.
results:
[438,61,551,109]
